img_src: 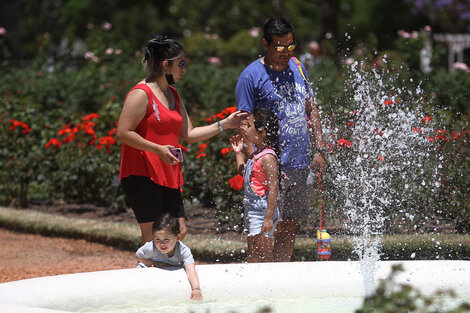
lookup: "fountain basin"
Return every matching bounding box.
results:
[0,260,468,313]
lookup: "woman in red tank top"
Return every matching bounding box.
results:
[117,35,246,244]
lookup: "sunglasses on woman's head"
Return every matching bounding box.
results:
[177,60,185,68]
[271,42,296,53]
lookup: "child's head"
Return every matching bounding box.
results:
[253,109,279,152]
[152,213,180,254]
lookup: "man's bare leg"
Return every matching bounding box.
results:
[273,218,296,262]
[247,235,274,263]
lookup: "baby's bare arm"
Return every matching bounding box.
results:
[185,264,202,300]
[137,258,153,267]
[137,258,168,268]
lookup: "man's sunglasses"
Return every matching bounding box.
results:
[272,42,296,53]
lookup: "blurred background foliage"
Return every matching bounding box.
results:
[0,0,469,233]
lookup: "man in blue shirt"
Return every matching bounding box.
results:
[236,18,327,262]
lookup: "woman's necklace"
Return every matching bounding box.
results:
[155,82,175,111]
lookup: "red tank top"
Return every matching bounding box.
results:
[119,83,184,189]
[250,148,278,197]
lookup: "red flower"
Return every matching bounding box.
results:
[108,128,117,136]
[45,138,62,149]
[373,129,384,136]
[327,143,335,153]
[21,127,32,134]
[378,155,384,162]
[82,113,99,121]
[426,136,434,143]
[346,121,354,127]
[435,129,448,142]
[228,174,244,190]
[62,133,76,143]
[58,128,71,136]
[451,132,462,140]
[221,147,230,155]
[99,136,116,145]
[9,119,32,134]
[205,117,213,122]
[413,127,422,134]
[423,116,433,123]
[223,107,237,115]
[58,123,73,136]
[198,143,208,153]
[196,153,206,159]
[337,138,352,147]
[214,113,225,119]
[84,127,95,136]
[81,121,95,128]
[384,99,393,105]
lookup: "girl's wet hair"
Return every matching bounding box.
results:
[254,109,280,156]
[152,212,180,236]
[143,34,185,80]
[263,18,295,44]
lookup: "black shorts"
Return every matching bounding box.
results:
[121,175,185,223]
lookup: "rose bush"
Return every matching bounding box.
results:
[0,24,468,232]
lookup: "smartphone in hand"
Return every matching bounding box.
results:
[170,147,183,162]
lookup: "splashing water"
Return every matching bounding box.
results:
[322,59,440,295]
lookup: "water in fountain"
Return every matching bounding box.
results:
[322,56,440,295]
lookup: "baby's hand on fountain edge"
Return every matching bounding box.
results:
[190,288,202,300]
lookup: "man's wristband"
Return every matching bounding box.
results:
[217,120,224,132]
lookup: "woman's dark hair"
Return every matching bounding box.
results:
[143,34,185,80]
[263,18,295,44]
[152,212,180,236]
[254,109,280,157]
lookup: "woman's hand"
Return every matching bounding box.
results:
[230,135,244,154]
[177,218,187,241]
[221,111,249,130]
[154,145,180,165]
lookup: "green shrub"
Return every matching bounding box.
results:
[356,264,470,313]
